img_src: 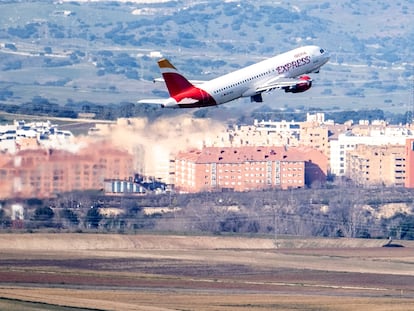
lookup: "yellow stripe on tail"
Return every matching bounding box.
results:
[158,58,177,70]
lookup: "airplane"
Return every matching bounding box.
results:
[138,45,329,108]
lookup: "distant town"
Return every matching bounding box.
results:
[1,112,414,200]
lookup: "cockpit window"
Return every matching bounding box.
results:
[320,49,325,54]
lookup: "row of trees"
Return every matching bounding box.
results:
[0,205,102,231]
[1,185,414,240]
[2,1,412,115]
[0,97,164,121]
[0,95,412,125]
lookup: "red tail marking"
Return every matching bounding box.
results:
[158,58,195,97]
[162,72,195,97]
[157,58,217,107]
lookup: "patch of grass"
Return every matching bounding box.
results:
[0,297,103,311]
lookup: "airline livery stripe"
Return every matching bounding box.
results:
[139,45,329,109]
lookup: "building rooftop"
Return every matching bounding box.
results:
[178,146,306,164]
[0,120,75,154]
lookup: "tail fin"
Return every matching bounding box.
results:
[158,59,195,97]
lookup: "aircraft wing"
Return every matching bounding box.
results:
[255,76,312,93]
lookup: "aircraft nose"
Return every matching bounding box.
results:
[319,48,330,64]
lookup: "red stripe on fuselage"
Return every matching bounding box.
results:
[162,72,217,107]
[172,86,217,108]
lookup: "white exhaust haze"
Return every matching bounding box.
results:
[91,115,226,182]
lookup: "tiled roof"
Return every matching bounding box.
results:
[177,146,306,164]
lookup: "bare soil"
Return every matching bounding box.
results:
[0,234,413,310]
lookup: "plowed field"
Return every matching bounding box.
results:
[0,234,413,311]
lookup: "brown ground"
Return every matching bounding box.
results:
[0,234,414,310]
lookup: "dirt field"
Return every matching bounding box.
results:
[0,234,414,310]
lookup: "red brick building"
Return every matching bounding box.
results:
[0,141,134,198]
[405,138,414,188]
[174,146,327,193]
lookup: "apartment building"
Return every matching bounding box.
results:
[0,120,74,154]
[300,121,329,157]
[174,146,327,193]
[227,121,300,147]
[0,141,133,198]
[347,144,406,187]
[405,138,414,188]
[330,128,414,177]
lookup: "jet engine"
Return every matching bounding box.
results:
[283,75,312,93]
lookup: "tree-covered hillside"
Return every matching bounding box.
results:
[0,0,413,115]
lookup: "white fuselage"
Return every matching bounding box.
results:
[201,45,329,105]
[139,45,329,108]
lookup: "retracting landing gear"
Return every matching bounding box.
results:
[251,94,263,103]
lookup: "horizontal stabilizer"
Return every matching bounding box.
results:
[137,99,167,105]
[153,77,207,85]
[138,97,180,108]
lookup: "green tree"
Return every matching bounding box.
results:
[60,208,79,227]
[400,216,414,240]
[86,207,102,229]
[32,206,55,228]
[33,206,54,222]
[27,198,43,206]
[0,209,11,228]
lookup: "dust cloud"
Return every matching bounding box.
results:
[91,115,227,180]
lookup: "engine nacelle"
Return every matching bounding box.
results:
[283,75,312,93]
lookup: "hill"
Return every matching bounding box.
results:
[0,0,413,117]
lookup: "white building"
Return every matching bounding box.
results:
[330,128,414,176]
[226,119,301,147]
[0,120,75,154]
[306,112,325,124]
